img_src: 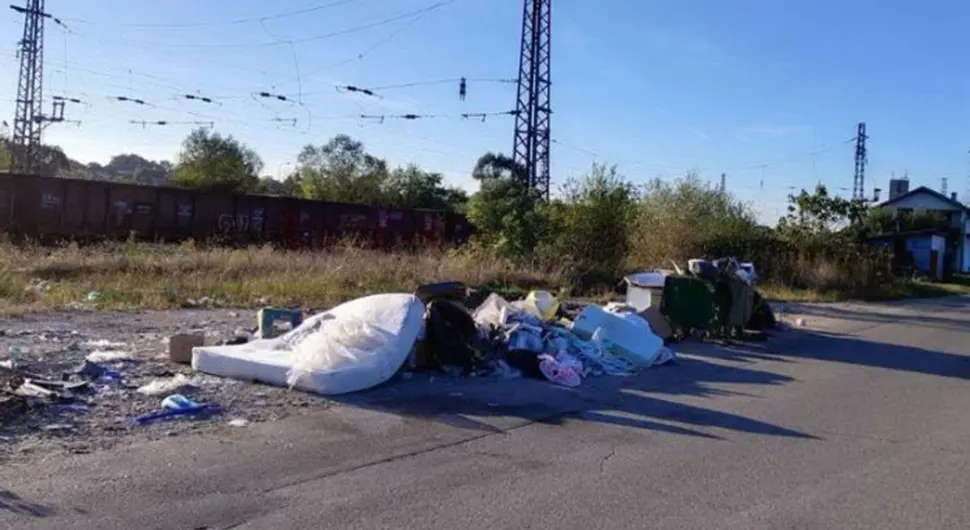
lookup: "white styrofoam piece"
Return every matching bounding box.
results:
[624,271,668,288]
[571,305,664,368]
[624,271,668,311]
[192,293,424,396]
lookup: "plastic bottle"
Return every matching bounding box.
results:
[7,343,25,369]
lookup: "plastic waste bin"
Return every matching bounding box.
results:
[660,275,716,333]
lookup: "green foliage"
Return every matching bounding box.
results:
[550,163,639,281]
[778,184,869,235]
[0,139,71,177]
[466,152,550,257]
[297,135,390,203]
[171,128,263,193]
[259,174,302,196]
[0,139,11,170]
[629,174,758,267]
[385,165,468,212]
[293,135,466,211]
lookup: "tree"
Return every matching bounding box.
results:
[0,139,10,170]
[466,152,548,257]
[778,184,868,235]
[103,154,172,185]
[297,135,389,203]
[385,164,468,212]
[553,163,639,278]
[258,173,302,196]
[0,140,70,177]
[171,128,263,193]
[630,173,758,266]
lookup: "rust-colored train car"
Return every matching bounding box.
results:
[0,173,473,248]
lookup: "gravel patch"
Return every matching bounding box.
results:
[0,309,328,461]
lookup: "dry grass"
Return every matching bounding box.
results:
[0,241,568,313]
[2,241,965,314]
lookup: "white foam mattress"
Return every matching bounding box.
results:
[192,293,424,396]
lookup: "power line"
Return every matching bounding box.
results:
[129,119,215,128]
[61,0,366,29]
[65,0,463,49]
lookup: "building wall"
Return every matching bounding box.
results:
[964,237,970,274]
[904,234,946,279]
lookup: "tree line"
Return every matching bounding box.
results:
[0,129,470,213]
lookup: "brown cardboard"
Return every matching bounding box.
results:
[169,333,205,365]
[638,305,673,341]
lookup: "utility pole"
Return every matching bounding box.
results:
[942,176,948,196]
[9,1,67,174]
[852,122,868,201]
[512,0,552,200]
[10,0,46,174]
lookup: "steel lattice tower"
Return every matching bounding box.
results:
[10,0,46,174]
[512,0,551,200]
[852,122,868,201]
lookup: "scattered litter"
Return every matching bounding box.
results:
[86,291,102,301]
[228,418,249,428]
[84,339,125,348]
[7,344,25,370]
[136,374,195,396]
[41,424,75,432]
[257,307,303,339]
[168,333,205,364]
[86,350,133,363]
[135,393,217,425]
[538,353,583,387]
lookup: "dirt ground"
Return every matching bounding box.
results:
[0,309,331,462]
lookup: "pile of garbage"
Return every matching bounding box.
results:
[189,283,676,397]
[2,257,779,433]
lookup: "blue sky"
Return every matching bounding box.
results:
[2,0,969,223]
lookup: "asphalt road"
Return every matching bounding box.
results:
[3,297,970,530]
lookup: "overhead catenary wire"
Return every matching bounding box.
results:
[60,0,366,29]
[63,0,463,49]
[252,91,313,134]
[129,119,215,129]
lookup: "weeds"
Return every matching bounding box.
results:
[0,241,567,312]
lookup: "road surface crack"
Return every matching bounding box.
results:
[599,445,617,474]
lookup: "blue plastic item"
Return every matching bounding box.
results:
[134,405,212,425]
[162,394,198,410]
[134,394,218,425]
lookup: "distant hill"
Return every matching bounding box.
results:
[65,153,173,185]
[0,138,173,185]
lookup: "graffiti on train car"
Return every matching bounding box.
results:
[378,210,404,228]
[217,208,265,233]
[41,193,62,209]
[339,212,369,231]
[4,174,473,246]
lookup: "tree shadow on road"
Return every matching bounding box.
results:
[694,328,970,381]
[0,490,54,518]
[785,298,970,332]
[332,354,817,442]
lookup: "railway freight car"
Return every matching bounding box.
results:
[0,173,472,248]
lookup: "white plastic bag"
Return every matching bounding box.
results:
[472,293,517,329]
[286,316,396,390]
